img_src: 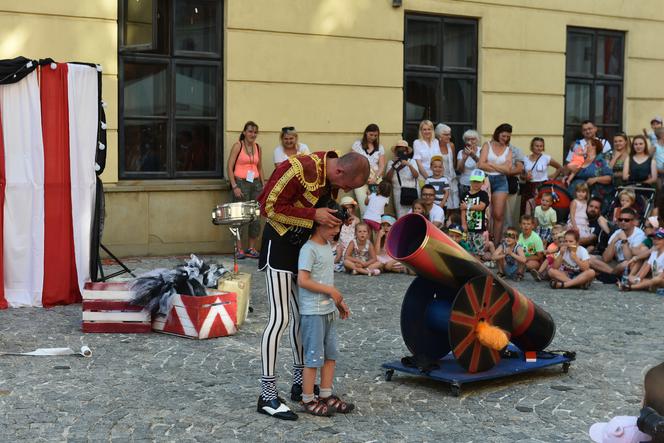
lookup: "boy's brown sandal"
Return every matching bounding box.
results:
[322,395,355,414]
[301,398,334,417]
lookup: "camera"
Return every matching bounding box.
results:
[397,150,409,161]
[638,407,664,442]
[335,205,350,222]
[323,199,349,223]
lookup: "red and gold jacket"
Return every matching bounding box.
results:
[258,151,338,236]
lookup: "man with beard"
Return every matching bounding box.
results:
[580,196,612,254]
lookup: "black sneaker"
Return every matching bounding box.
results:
[256,396,298,421]
[290,383,320,402]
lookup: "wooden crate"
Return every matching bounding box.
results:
[218,272,251,326]
[82,282,151,333]
[152,292,237,339]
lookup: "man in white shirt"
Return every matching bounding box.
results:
[565,120,612,163]
[420,184,445,228]
[589,207,646,275]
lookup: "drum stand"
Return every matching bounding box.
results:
[227,223,253,314]
[229,225,242,274]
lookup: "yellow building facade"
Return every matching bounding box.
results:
[1,0,662,256]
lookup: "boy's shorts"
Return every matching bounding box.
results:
[300,313,339,368]
[467,231,486,255]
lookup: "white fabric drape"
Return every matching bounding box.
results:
[67,64,98,293]
[1,71,45,307]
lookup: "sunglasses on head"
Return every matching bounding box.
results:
[618,217,634,222]
[281,126,295,133]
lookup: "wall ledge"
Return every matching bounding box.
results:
[104,179,230,193]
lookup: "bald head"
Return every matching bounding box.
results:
[327,152,370,192]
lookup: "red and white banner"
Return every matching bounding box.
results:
[0,64,98,308]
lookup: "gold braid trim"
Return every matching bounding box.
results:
[289,154,324,192]
[264,166,314,235]
[302,191,318,206]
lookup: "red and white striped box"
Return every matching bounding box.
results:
[82,282,151,333]
[152,292,238,340]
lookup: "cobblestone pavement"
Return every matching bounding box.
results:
[0,254,662,442]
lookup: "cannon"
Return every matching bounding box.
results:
[386,213,556,373]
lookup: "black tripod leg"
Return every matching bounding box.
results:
[99,243,136,280]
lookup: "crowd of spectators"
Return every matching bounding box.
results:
[325,117,664,292]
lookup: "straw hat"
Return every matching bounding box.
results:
[339,196,358,208]
[391,139,413,155]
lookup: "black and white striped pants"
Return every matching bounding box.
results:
[260,268,303,377]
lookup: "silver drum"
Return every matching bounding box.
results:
[212,201,260,225]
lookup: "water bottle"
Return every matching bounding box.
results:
[621,267,629,286]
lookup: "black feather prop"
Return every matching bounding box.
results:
[130,255,229,315]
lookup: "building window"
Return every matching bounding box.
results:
[564,27,624,153]
[404,14,477,146]
[118,0,222,179]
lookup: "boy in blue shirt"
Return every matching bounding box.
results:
[297,216,353,417]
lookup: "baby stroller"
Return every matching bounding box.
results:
[525,180,572,222]
[608,185,657,227]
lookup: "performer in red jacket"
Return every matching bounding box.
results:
[256,150,369,420]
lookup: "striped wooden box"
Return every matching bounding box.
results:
[82,282,151,333]
[152,292,237,339]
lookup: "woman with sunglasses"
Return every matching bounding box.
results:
[273,126,310,168]
[227,121,265,259]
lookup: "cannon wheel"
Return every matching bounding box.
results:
[562,362,571,374]
[385,369,395,381]
[449,275,513,373]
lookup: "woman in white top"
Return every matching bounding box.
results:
[456,129,482,197]
[478,123,513,243]
[351,123,386,213]
[272,126,310,168]
[520,137,563,215]
[385,140,419,218]
[412,120,441,179]
[434,123,460,213]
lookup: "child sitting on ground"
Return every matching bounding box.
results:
[335,196,360,272]
[297,218,353,417]
[613,189,637,224]
[363,181,392,233]
[620,227,664,292]
[548,229,596,289]
[534,192,557,245]
[460,169,494,262]
[447,224,472,253]
[518,214,545,278]
[534,224,566,281]
[492,227,527,280]
[344,222,381,275]
[374,215,409,273]
[410,198,429,219]
[425,155,450,211]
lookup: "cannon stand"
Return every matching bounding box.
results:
[382,345,575,397]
